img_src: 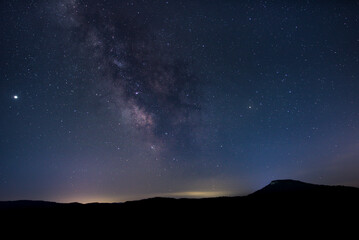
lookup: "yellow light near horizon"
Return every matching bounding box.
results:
[166,191,230,198]
[53,189,234,204]
[56,195,125,204]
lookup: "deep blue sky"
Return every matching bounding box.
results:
[1,0,359,203]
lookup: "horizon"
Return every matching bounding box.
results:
[1,178,358,204]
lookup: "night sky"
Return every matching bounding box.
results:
[1,0,359,203]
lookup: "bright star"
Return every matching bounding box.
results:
[13,95,18,99]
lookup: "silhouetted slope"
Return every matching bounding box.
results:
[250,179,359,199]
[1,179,358,217]
[252,179,319,194]
[1,180,358,235]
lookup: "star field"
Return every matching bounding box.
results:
[1,0,359,203]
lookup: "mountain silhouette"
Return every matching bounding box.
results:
[251,179,359,197]
[1,179,359,231]
[246,179,359,213]
[1,179,359,211]
[2,180,359,207]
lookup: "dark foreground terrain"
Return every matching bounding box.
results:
[1,179,358,233]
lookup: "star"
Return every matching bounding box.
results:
[13,95,18,100]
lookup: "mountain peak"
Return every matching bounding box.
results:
[251,179,320,196]
[250,179,359,199]
[269,179,310,186]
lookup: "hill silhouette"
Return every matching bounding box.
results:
[1,179,359,231]
[1,179,359,211]
[250,179,359,198]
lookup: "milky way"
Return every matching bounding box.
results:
[58,0,204,157]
